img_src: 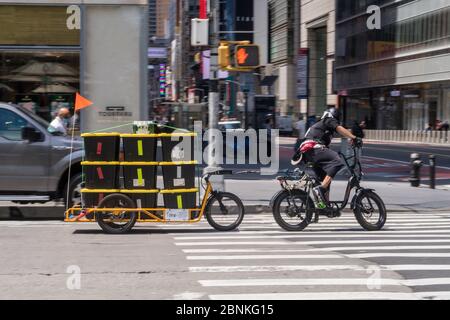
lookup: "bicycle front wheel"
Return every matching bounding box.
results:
[353,191,387,231]
[205,192,245,231]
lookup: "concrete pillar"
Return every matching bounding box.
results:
[81,3,148,133]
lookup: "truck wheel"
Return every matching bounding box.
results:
[64,173,83,209]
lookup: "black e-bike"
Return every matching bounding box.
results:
[271,146,387,232]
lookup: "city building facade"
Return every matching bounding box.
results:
[335,0,450,130]
[299,0,337,119]
[268,0,298,116]
[0,0,149,132]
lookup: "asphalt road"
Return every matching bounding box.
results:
[2,212,450,300]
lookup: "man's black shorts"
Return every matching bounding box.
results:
[304,147,344,180]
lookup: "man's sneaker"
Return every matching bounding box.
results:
[313,186,328,209]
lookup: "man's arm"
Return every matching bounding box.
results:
[336,125,357,140]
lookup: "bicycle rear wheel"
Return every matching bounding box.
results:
[97,194,137,234]
[205,192,244,231]
[272,190,314,231]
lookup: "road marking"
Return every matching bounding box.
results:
[170,228,450,236]
[174,233,450,241]
[289,239,450,245]
[183,245,450,254]
[172,292,205,300]
[230,221,450,227]
[199,277,450,287]
[189,265,371,273]
[235,225,450,231]
[177,239,450,246]
[348,252,450,258]
[209,292,419,300]
[190,264,450,273]
[176,241,291,246]
[187,254,343,260]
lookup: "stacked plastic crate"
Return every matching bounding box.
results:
[159,133,198,209]
[80,132,198,212]
[81,133,121,213]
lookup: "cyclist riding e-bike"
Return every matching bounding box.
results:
[292,107,362,208]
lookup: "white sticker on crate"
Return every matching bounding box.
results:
[172,147,185,160]
[133,179,145,187]
[173,178,186,187]
[166,209,189,221]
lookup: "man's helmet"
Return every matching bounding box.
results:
[321,107,341,122]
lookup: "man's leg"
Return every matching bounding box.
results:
[322,176,332,189]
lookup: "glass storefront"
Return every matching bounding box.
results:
[335,0,450,90]
[0,51,80,121]
[0,5,80,121]
[344,81,450,130]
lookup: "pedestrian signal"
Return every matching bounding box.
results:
[234,45,259,68]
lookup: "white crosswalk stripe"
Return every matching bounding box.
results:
[171,211,450,300]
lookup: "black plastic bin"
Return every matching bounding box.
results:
[82,161,120,189]
[160,161,197,189]
[121,189,158,210]
[160,133,197,162]
[160,188,198,209]
[121,134,158,162]
[82,133,120,161]
[122,162,158,189]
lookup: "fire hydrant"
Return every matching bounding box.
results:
[409,153,422,187]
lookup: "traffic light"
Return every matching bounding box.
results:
[218,43,230,70]
[234,45,259,68]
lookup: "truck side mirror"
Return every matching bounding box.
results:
[21,127,43,142]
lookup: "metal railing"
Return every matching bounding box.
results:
[364,130,449,144]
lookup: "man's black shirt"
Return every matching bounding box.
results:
[304,117,340,147]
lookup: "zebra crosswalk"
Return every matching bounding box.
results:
[168,212,450,300]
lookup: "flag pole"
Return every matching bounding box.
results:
[66,93,93,212]
[65,112,77,211]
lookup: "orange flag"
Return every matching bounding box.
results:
[75,92,93,111]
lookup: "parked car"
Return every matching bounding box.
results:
[0,102,84,210]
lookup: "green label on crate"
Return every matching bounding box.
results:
[137,140,143,156]
[137,168,144,186]
[177,195,183,209]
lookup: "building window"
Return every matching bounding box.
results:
[0,51,80,122]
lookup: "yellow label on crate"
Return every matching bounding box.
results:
[137,140,144,156]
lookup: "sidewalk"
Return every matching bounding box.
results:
[224,179,450,213]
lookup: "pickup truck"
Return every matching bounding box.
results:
[0,102,83,209]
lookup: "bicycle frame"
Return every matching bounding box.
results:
[279,147,364,214]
